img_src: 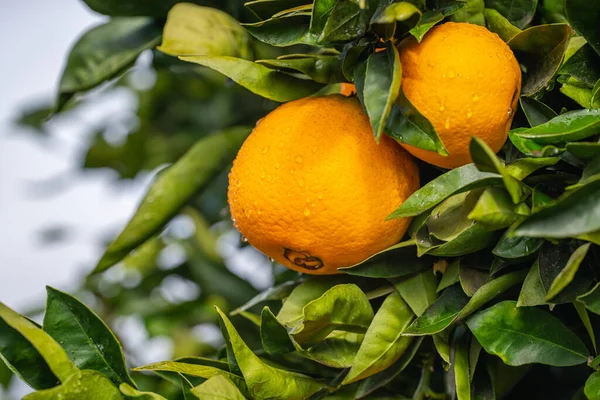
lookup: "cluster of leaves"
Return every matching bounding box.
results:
[5,0,600,399]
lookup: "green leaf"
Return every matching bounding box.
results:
[158,4,252,59]
[573,302,597,353]
[296,330,364,369]
[257,55,344,83]
[558,44,600,87]
[23,370,122,400]
[343,292,414,384]
[586,372,600,400]
[578,282,600,315]
[120,383,167,400]
[43,287,134,387]
[483,8,521,41]
[372,2,421,26]
[454,332,471,400]
[0,359,12,390]
[505,156,560,180]
[470,137,529,204]
[0,302,77,383]
[387,164,501,219]
[467,187,526,230]
[339,241,433,278]
[231,281,297,316]
[56,18,161,112]
[459,265,490,297]
[288,284,374,345]
[567,142,600,161]
[94,127,250,273]
[507,23,572,96]
[565,0,600,55]
[519,97,558,127]
[354,337,424,399]
[0,318,58,390]
[451,0,485,25]
[243,15,317,47]
[363,42,402,141]
[216,307,325,399]
[320,1,368,43]
[438,260,460,292]
[508,129,564,158]
[468,301,589,366]
[245,0,311,20]
[81,0,194,16]
[310,0,337,36]
[385,93,448,156]
[513,178,600,238]
[514,109,600,144]
[392,270,438,316]
[180,56,324,101]
[261,307,295,355]
[409,11,444,42]
[190,375,246,400]
[405,270,527,335]
[483,0,537,29]
[560,76,600,108]
[492,232,543,259]
[133,361,247,395]
[545,243,591,301]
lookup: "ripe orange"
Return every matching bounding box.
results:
[228,95,419,275]
[340,83,357,96]
[398,22,521,169]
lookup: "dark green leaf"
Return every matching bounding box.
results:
[0,359,12,390]
[320,1,367,43]
[585,372,600,400]
[343,292,414,384]
[438,260,460,292]
[565,0,600,55]
[94,127,250,273]
[577,282,600,315]
[483,8,521,41]
[545,243,591,301]
[256,55,344,83]
[23,370,122,400]
[158,3,252,58]
[261,307,295,355]
[483,0,537,29]
[243,15,317,46]
[409,11,444,42]
[189,375,246,400]
[451,0,485,25]
[467,187,527,230]
[459,265,489,297]
[492,232,543,259]
[567,142,600,161]
[310,0,337,36]
[388,164,501,219]
[231,281,296,316]
[363,42,402,141]
[519,97,558,127]
[466,300,589,366]
[43,287,135,387]
[559,44,600,86]
[82,0,202,16]
[573,302,597,353]
[56,18,161,111]
[507,23,572,96]
[454,332,471,400]
[514,109,600,144]
[246,0,313,20]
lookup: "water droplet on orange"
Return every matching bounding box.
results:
[275,162,280,169]
[472,94,479,102]
[304,208,311,217]
[439,105,445,112]
[298,178,305,187]
[444,118,450,129]
[260,172,265,179]
[466,109,473,118]
[317,193,323,200]
[262,146,269,155]
[448,71,455,78]
[306,197,311,203]
[295,156,303,163]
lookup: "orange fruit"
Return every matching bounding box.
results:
[398,22,521,169]
[228,95,419,275]
[340,83,357,96]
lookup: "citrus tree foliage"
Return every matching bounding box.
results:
[5,0,600,399]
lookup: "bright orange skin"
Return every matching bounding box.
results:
[228,95,419,275]
[340,83,357,97]
[398,22,522,169]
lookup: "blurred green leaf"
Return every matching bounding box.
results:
[363,42,402,141]
[0,359,12,390]
[158,3,253,59]
[256,55,344,83]
[81,0,216,16]
[0,302,77,383]
[585,372,600,400]
[43,287,135,387]
[180,56,324,101]
[578,282,600,315]
[216,307,325,399]
[388,164,501,219]
[120,383,167,399]
[452,0,485,25]
[507,23,572,96]
[231,281,297,316]
[565,0,600,55]
[483,0,537,28]
[466,300,589,366]
[190,375,246,400]
[23,370,122,400]
[56,18,161,111]
[573,302,596,353]
[343,292,413,384]
[545,243,591,301]
[94,127,250,274]
[483,8,521,41]
[392,270,438,316]
[459,264,489,297]
[566,142,600,161]
[245,0,311,19]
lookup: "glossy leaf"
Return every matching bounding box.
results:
[467,301,589,366]
[585,372,600,400]
[467,187,526,230]
[427,223,498,257]
[260,307,295,355]
[409,11,444,42]
[297,330,364,369]
[158,4,252,59]
[363,42,402,141]
[94,127,250,273]
[180,56,324,101]
[343,292,414,384]
[0,302,77,383]
[513,178,600,238]
[120,383,167,400]
[320,1,367,43]
[190,375,246,400]
[519,97,557,127]
[231,281,296,316]
[507,23,572,96]
[216,308,325,399]
[558,44,600,87]
[340,240,432,278]
[484,0,537,28]
[23,370,122,400]
[257,55,344,83]
[514,109,600,144]
[392,270,438,316]
[56,18,161,111]
[492,232,543,259]
[310,0,337,36]
[483,8,521,41]
[388,164,501,219]
[288,284,374,345]
[243,15,316,47]
[43,287,134,387]
[565,0,600,55]
[545,243,591,301]
[372,2,421,28]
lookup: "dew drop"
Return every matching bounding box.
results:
[444,118,450,129]
[311,203,315,207]
[295,156,303,163]
[306,197,311,203]
[439,105,445,112]
[472,94,479,102]
[298,178,305,187]
[317,193,323,200]
[275,162,280,169]
[448,71,455,78]
[260,172,265,179]
[277,142,284,148]
[304,208,311,217]
[507,107,513,117]
[241,236,248,242]
[290,169,295,174]
[466,109,473,118]
[267,175,272,183]
[269,258,275,262]
[262,146,269,155]
[235,179,241,187]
